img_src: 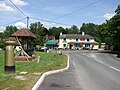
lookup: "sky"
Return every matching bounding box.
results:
[0,0,119,32]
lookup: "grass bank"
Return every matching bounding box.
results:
[0,51,67,90]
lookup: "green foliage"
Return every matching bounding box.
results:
[68,25,79,34]
[30,22,48,45]
[49,26,66,39]
[80,23,99,36]
[107,5,120,51]
[3,25,18,38]
[98,22,111,43]
[0,33,5,49]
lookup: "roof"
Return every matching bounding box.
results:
[5,37,19,45]
[12,28,36,38]
[60,34,94,39]
[46,40,57,45]
[46,35,55,41]
[68,41,98,44]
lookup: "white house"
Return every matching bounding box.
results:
[58,32,99,50]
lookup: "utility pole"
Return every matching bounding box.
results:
[27,17,29,30]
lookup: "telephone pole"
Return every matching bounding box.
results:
[27,17,29,30]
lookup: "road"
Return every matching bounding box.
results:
[37,51,120,90]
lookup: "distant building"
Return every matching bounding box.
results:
[45,35,55,41]
[58,32,99,50]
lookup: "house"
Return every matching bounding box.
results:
[58,32,99,50]
[45,35,55,41]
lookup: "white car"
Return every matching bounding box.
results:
[15,46,21,51]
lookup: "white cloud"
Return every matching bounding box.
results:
[0,3,15,12]
[43,6,69,14]
[0,26,5,32]
[15,22,26,28]
[104,13,115,20]
[42,22,56,28]
[11,0,29,6]
[42,22,70,29]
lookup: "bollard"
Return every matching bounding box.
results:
[37,56,40,63]
[4,41,16,73]
[47,50,49,53]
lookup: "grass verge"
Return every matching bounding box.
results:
[0,51,67,90]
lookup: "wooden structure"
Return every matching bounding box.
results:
[12,28,36,61]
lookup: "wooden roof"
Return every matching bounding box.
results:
[12,28,36,38]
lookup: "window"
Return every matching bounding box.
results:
[76,39,78,41]
[80,38,85,41]
[63,38,66,41]
[63,44,66,47]
[63,38,66,42]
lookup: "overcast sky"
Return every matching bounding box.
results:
[0,0,119,32]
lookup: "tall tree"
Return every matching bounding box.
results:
[98,22,111,43]
[80,23,101,43]
[108,5,120,54]
[68,25,79,34]
[3,25,18,38]
[48,26,66,39]
[30,22,48,36]
[30,22,48,46]
[80,23,98,36]
[0,32,4,48]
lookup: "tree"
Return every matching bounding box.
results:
[68,25,79,34]
[80,23,102,43]
[108,5,120,56]
[30,22,48,46]
[48,26,66,39]
[98,22,111,43]
[3,25,18,38]
[80,23,99,36]
[30,22,48,36]
[0,32,4,49]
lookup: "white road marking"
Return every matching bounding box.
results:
[95,60,104,64]
[109,66,120,72]
[94,57,120,73]
[82,53,120,73]
[73,61,75,66]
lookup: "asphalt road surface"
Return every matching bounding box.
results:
[37,50,120,90]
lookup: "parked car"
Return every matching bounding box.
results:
[39,47,48,52]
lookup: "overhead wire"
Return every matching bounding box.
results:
[52,0,102,20]
[0,17,27,27]
[9,0,27,17]
[30,17,72,27]
[7,0,72,27]
[3,0,102,28]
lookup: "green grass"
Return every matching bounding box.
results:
[0,51,67,90]
[0,51,4,74]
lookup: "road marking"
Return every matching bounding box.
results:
[93,58,120,72]
[73,61,75,66]
[94,58,120,73]
[82,53,120,73]
[109,66,120,72]
[95,60,104,64]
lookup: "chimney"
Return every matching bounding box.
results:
[60,32,62,36]
[82,32,85,35]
